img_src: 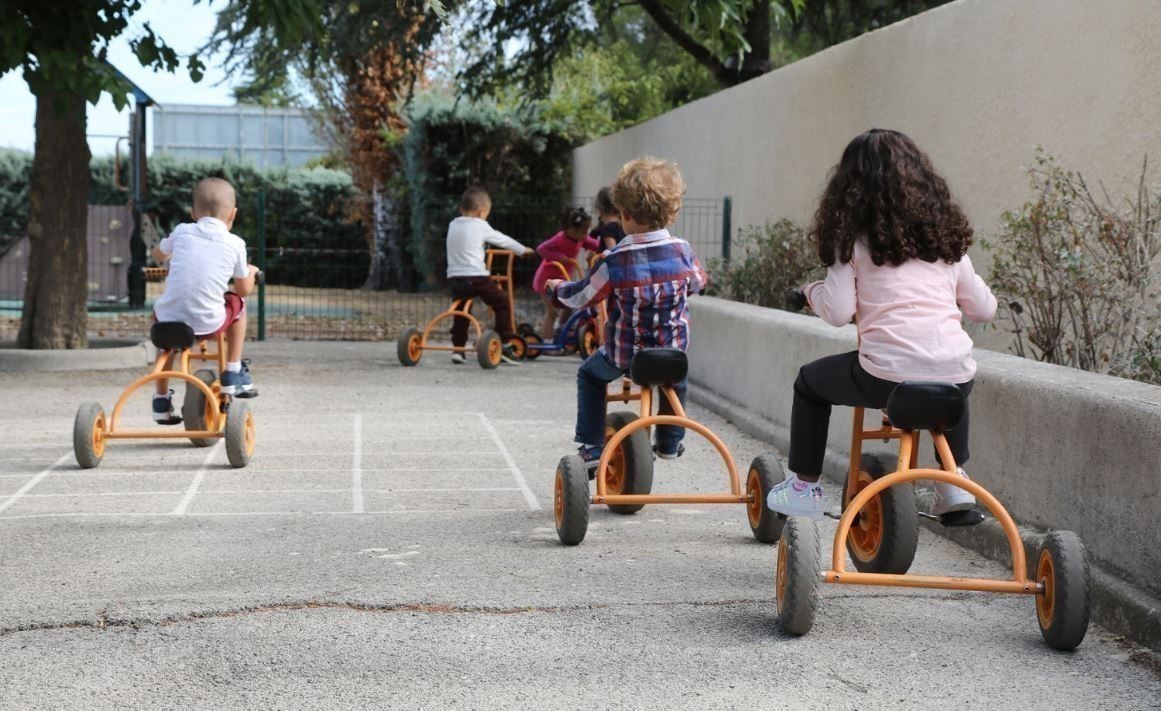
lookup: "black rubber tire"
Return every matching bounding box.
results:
[523,333,543,360]
[73,402,106,469]
[397,327,422,366]
[604,410,654,514]
[554,455,590,545]
[776,517,821,636]
[517,322,537,338]
[182,369,218,448]
[1035,530,1090,651]
[225,400,254,469]
[577,322,598,358]
[842,453,918,575]
[477,330,502,369]
[506,335,528,360]
[746,454,787,543]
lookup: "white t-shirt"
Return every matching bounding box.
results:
[446,216,530,277]
[153,217,250,336]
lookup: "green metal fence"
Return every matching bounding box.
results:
[249,192,732,341]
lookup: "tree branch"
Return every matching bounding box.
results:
[635,0,736,85]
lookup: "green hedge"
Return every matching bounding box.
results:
[395,94,579,289]
[0,151,365,286]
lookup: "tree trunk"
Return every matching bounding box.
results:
[17,88,91,349]
[740,0,772,78]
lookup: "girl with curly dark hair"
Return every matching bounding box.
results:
[766,129,998,523]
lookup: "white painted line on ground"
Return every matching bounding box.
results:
[477,412,540,511]
[41,466,515,476]
[238,451,503,460]
[490,419,568,426]
[0,508,526,521]
[24,491,185,498]
[352,413,364,514]
[171,442,222,515]
[0,453,70,515]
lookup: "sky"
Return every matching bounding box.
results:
[0,0,241,156]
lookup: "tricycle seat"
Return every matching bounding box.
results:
[885,382,964,433]
[630,348,688,387]
[150,322,197,351]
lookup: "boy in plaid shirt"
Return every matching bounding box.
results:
[545,157,707,466]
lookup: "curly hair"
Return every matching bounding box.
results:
[809,129,973,267]
[559,206,592,231]
[612,157,685,230]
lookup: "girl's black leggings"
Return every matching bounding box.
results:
[788,351,974,480]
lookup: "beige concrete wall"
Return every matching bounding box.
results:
[573,0,1161,246]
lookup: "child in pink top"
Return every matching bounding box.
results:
[533,207,597,338]
[766,129,997,521]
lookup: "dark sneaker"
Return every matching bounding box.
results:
[500,344,521,365]
[152,390,182,425]
[653,443,685,460]
[578,444,602,480]
[221,361,258,398]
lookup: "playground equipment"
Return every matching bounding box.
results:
[73,270,256,469]
[552,348,783,545]
[772,290,1090,650]
[518,259,602,360]
[397,250,521,369]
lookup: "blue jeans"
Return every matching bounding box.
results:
[575,352,688,453]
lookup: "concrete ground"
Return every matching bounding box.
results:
[1,341,1158,710]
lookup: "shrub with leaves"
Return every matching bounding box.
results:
[989,150,1161,384]
[707,219,823,309]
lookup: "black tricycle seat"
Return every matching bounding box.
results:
[630,348,688,387]
[150,322,197,351]
[885,382,965,433]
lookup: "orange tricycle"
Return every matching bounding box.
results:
[552,348,784,545]
[397,249,522,369]
[74,310,255,470]
[767,293,1090,649]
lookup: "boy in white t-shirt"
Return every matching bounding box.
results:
[150,177,259,423]
[445,186,533,364]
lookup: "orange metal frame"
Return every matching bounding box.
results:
[592,379,748,507]
[825,410,1041,595]
[414,250,518,354]
[103,334,229,441]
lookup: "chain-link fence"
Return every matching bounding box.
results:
[0,194,729,342]
[249,193,730,341]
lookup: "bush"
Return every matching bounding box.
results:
[989,150,1161,384]
[395,93,579,289]
[0,151,365,287]
[707,220,824,309]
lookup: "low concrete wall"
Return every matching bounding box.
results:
[0,340,156,372]
[687,296,1161,601]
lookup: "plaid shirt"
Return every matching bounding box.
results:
[553,229,707,370]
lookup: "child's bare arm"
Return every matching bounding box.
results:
[232,265,259,297]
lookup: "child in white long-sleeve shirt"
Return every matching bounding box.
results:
[446,186,533,364]
[765,129,997,521]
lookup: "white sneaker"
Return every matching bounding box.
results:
[451,353,466,364]
[932,468,976,516]
[765,474,825,520]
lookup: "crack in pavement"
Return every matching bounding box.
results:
[0,590,1003,639]
[0,598,774,637]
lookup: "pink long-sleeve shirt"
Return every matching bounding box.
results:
[804,240,998,383]
[532,231,601,293]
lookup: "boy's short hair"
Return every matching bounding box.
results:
[193,177,237,219]
[459,186,492,214]
[611,157,685,230]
